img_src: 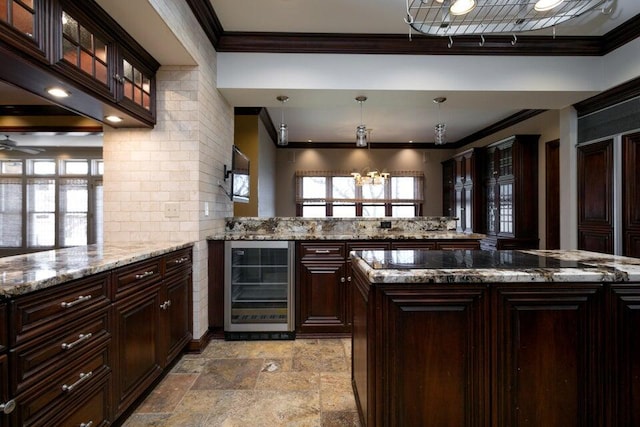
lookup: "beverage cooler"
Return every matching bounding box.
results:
[224,241,295,339]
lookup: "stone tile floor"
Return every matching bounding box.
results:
[123,338,361,427]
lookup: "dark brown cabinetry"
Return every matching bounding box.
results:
[578,140,614,254]
[482,135,540,250]
[453,148,482,233]
[0,353,9,427]
[442,159,456,217]
[351,272,634,426]
[112,247,192,418]
[623,132,640,257]
[3,247,192,425]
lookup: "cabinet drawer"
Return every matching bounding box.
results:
[10,273,110,346]
[12,340,110,427]
[48,370,112,427]
[10,308,110,395]
[436,240,481,250]
[299,242,345,260]
[391,241,437,250]
[165,248,192,275]
[346,241,391,254]
[114,257,162,298]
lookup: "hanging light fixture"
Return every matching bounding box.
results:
[351,129,390,186]
[433,97,447,145]
[355,96,368,147]
[276,95,289,146]
[405,0,608,38]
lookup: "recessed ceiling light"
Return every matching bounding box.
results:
[534,0,564,11]
[105,115,123,123]
[46,87,70,98]
[307,139,313,143]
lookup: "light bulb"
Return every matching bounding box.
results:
[534,0,564,12]
[450,0,476,15]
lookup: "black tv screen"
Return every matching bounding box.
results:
[230,145,249,203]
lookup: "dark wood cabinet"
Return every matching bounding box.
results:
[442,158,456,217]
[0,353,10,427]
[482,135,540,250]
[623,132,640,257]
[163,267,193,366]
[494,285,603,426]
[452,148,482,233]
[578,139,614,254]
[351,269,622,426]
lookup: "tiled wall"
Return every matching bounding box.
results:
[103,0,233,340]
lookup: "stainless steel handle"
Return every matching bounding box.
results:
[62,371,93,393]
[80,422,94,427]
[61,295,92,308]
[314,249,330,254]
[135,271,154,280]
[174,257,189,264]
[61,333,92,350]
[340,277,345,283]
[0,399,16,415]
[347,276,352,282]
[160,300,171,310]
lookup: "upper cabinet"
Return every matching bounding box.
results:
[452,148,482,234]
[482,135,539,250]
[0,0,159,127]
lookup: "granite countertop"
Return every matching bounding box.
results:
[351,249,640,283]
[209,216,485,240]
[0,241,193,298]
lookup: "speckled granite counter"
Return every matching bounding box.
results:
[210,217,485,240]
[351,249,640,283]
[0,241,193,298]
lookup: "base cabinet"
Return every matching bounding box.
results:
[0,354,9,427]
[352,272,635,426]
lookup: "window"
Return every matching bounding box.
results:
[123,59,152,111]
[295,171,424,218]
[0,156,103,250]
[0,0,36,38]
[62,11,109,85]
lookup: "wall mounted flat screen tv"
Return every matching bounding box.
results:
[224,145,250,203]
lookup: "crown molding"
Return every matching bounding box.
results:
[573,76,640,117]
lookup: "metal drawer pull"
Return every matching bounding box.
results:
[160,300,172,310]
[340,277,346,283]
[135,271,155,280]
[80,422,93,427]
[61,295,92,308]
[62,371,93,393]
[174,257,189,264]
[0,399,16,415]
[314,249,330,254]
[61,333,92,350]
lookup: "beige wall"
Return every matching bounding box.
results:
[103,0,234,340]
[274,146,455,216]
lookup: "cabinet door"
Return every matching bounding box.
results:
[162,271,192,367]
[442,159,455,217]
[0,354,10,427]
[578,140,614,254]
[623,132,640,257]
[379,286,488,426]
[494,286,603,427]
[113,284,163,417]
[297,261,347,335]
[609,286,640,426]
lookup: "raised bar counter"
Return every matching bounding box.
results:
[350,249,640,426]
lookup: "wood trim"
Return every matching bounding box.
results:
[453,110,546,148]
[185,0,224,49]
[186,330,213,353]
[545,139,560,250]
[573,76,640,117]
[216,32,604,56]
[0,125,103,133]
[235,107,278,146]
[0,105,79,116]
[601,12,640,54]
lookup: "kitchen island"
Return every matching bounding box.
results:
[350,249,640,427]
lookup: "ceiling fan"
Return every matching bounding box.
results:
[0,135,45,155]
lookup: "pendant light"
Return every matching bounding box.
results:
[276,95,289,146]
[433,97,447,145]
[355,96,368,147]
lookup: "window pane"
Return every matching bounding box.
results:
[362,184,385,200]
[392,204,416,218]
[332,177,355,200]
[93,160,104,175]
[302,204,326,218]
[63,160,88,175]
[333,204,356,218]
[12,2,34,37]
[362,204,385,217]
[0,178,22,247]
[302,177,326,199]
[1,160,23,174]
[62,12,78,41]
[27,178,55,247]
[60,178,88,247]
[32,160,55,175]
[392,177,415,199]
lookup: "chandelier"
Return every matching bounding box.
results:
[405,0,610,39]
[351,129,390,186]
